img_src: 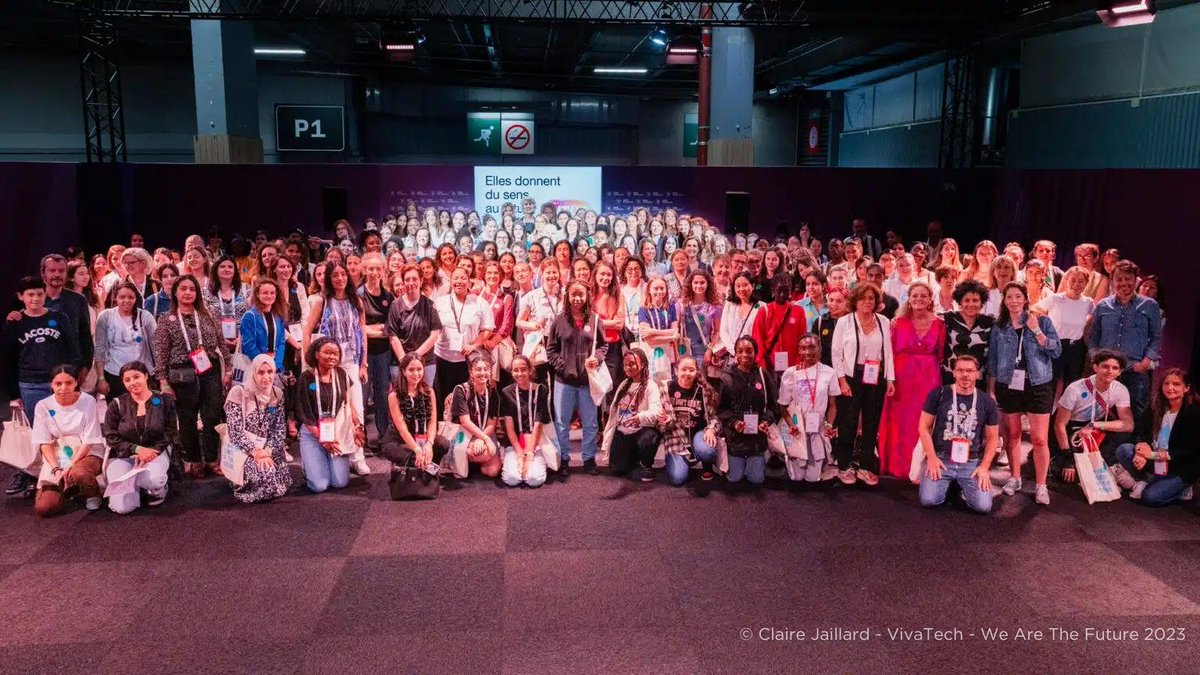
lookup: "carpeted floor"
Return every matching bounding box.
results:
[1,451,1199,675]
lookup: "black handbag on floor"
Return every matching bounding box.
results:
[389,457,441,500]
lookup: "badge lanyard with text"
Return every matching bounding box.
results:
[949,388,977,464]
[178,310,213,375]
[852,313,883,386]
[793,365,823,433]
[1009,325,1027,392]
[743,367,768,435]
[219,293,237,341]
[316,371,341,443]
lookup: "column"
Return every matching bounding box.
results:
[709,27,755,166]
[190,2,262,163]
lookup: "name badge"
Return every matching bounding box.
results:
[1154,459,1168,476]
[951,437,970,463]
[861,360,881,385]
[447,333,464,352]
[189,348,212,375]
[805,412,822,434]
[318,417,336,443]
[743,413,759,434]
[1009,368,1026,392]
[288,323,303,343]
[773,351,789,372]
[221,317,237,340]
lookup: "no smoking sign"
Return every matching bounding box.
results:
[501,119,534,154]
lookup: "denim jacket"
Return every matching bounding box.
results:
[987,313,1061,388]
[1086,294,1162,365]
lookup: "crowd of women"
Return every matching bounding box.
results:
[2,202,1195,516]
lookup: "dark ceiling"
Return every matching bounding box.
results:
[1,0,1189,98]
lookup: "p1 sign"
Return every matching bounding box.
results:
[275,105,345,152]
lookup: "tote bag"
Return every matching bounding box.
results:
[0,409,37,475]
[587,316,613,406]
[1074,450,1121,504]
[521,331,548,367]
[437,421,470,478]
[389,456,441,500]
[214,423,247,487]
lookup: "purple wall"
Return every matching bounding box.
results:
[0,162,1194,370]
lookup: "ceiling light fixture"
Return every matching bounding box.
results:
[594,67,649,75]
[254,47,306,56]
[1097,0,1156,26]
[650,28,669,46]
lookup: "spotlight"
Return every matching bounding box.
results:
[1097,0,1156,26]
[666,38,699,65]
[650,28,669,46]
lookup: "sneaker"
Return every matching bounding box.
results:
[1110,464,1136,490]
[1035,484,1050,505]
[1180,486,1194,501]
[557,462,569,478]
[85,497,102,511]
[351,458,372,476]
[700,470,715,481]
[147,494,167,507]
[1002,477,1023,496]
[995,449,1010,468]
[5,472,32,496]
[640,467,655,483]
[284,451,294,463]
[820,466,840,482]
[838,469,857,485]
[1130,481,1147,500]
[582,459,600,475]
[855,468,879,486]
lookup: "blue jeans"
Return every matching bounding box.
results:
[666,430,719,485]
[366,351,394,437]
[1116,443,1188,506]
[553,381,598,462]
[18,382,52,420]
[727,455,765,484]
[298,426,350,493]
[1120,370,1152,439]
[919,459,993,514]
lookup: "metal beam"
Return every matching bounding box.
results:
[78,0,127,162]
[48,1,874,26]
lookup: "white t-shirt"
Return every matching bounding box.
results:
[1035,293,1094,341]
[521,285,564,332]
[1157,411,1177,450]
[30,392,106,460]
[855,325,884,364]
[984,288,1004,317]
[433,294,495,362]
[778,363,841,418]
[1057,376,1131,423]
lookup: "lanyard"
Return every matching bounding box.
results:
[686,303,709,347]
[467,386,490,429]
[177,310,203,351]
[407,393,426,434]
[514,384,537,432]
[545,288,561,317]
[648,306,667,331]
[736,302,756,338]
[315,370,340,419]
[950,388,977,437]
[1085,377,1109,423]
[450,295,465,332]
[797,365,819,412]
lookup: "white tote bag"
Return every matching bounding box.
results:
[437,421,470,478]
[586,316,612,407]
[0,408,38,475]
[215,423,246,487]
[229,346,252,387]
[908,440,926,484]
[1075,450,1121,504]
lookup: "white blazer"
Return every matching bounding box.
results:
[829,312,896,382]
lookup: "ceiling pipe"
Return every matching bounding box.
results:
[697,1,712,166]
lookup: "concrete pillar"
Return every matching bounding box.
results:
[190,3,262,163]
[709,27,755,166]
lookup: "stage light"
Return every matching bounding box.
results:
[650,28,669,46]
[254,47,306,56]
[666,40,699,65]
[594,67,649,75]
[1097,0,1156,26]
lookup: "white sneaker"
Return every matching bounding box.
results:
[1109,464,1136,490]
[351,458,372,476]
[1180,486,1194,501]
[1035,484,1050,505]
[1002,477,1022,496]
[85,497,102,511]
[284,451,294,463]
[1130,481,1147,500]
[819,465,840,482]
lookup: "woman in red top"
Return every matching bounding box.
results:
[751,274,807,374]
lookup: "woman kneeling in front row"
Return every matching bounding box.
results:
[501,355,553,487]
[382,353,449,475]
[664,357,721,485]
[718,336,777,486]
[103,361,176,514]
[223,353,292,503]
[295,337,365,493]
[601,348,666,482]
[448,354,503,479]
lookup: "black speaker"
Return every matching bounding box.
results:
[725,191,750,235]
[322,186,349,231]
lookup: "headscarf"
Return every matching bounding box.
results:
[231,353,282,409]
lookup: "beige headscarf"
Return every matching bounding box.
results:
[230,353,283,409]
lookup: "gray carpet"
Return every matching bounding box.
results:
[2,454,1199,675]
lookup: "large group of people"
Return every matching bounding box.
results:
[2,203,1194,517]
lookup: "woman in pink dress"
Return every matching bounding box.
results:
[878,282,946,480]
